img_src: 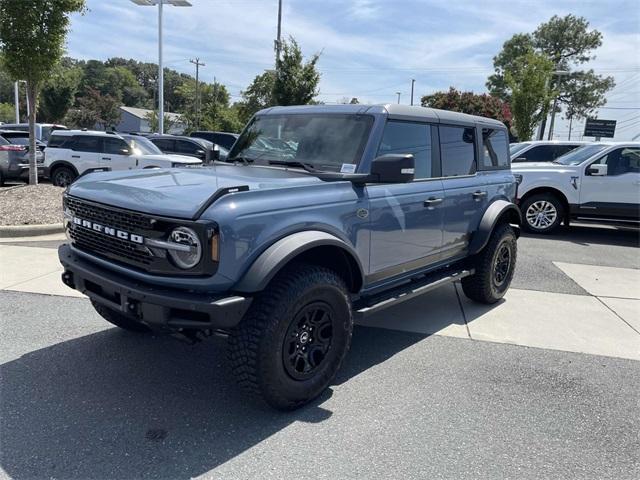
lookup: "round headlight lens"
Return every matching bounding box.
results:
[168,227,202,269]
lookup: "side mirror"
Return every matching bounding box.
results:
[211,148,220,161]
[370,154,415,183]
[587,164,607,176]
[121,148,132,155]
[513,156,527,162]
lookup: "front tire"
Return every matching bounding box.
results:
[228,263,353,410]
[91,300,151,333]
[461,223,517,304]
[521,193,564,234]
[52,166,77,187]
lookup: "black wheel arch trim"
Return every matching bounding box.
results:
[234,230,365,294]
[48,160,80,177]
[468,200,521,255]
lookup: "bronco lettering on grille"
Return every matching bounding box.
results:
[72,216,144,244]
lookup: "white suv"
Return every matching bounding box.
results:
[510,140,589,163]
[45,130,202,187]
[513,142,640,233]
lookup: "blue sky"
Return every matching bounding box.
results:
[66,0,640,139]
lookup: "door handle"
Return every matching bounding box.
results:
[101,157,111,161]
[472,190,487,200]
[71,155,80,158]
[424,197,443,209]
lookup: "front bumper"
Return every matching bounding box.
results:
[58,244,252,331]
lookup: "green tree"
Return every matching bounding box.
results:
[505,52,555,141]
[0,0,85,184]
[66,87,119,129]
[0,101,14,122]
[421,87,512,128]
[38,65,81,122]
[487,15,614,138]
[238,70,276,123]
[273,37,321,106]
[145,109,177,133]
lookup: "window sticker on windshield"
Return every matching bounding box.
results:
[340,164,356,174]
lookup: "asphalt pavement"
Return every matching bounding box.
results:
[1,224,639,479]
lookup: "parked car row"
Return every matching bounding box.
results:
[513,142,640,233]
[0,127,239,187]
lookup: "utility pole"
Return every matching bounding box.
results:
[275,0,283,67]
[212,76,217,126]
[13,81,19,123]
[568,115,573,140]
[410,79,415,106]
[396,92,401,104]
[190,58,205,129]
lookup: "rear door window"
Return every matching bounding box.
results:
[440,125,476,177]
[71,136,101,152]
[481,128,509,169]
[378,121,433,179]
[47,134,70,148]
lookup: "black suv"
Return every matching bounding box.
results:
[190,131,238,150]
[149,135,218,163]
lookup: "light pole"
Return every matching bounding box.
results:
[13,81,19,123]
[544,70,570,140]
[131,0,192,134]
[396,92,401,104]
[410,79,415,106]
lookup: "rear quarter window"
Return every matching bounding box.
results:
[481,128,509,170]
[48,135,70,148]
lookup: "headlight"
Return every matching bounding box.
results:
[514,174,523,185]
[167,227,202,269]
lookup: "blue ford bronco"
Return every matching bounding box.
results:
[59,104,521,410]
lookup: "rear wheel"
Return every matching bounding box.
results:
[228,263,353,410]
[91,300,151,333]
[52,166,77,187]
[461,223,517,304]
[521,193,564,234]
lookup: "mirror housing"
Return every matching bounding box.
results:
[587,164,607,176]
[369,154,415,183]
[211,147,220,161]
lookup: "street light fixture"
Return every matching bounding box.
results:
[130,0,192,134]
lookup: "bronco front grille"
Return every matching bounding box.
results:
[64,195,215,276]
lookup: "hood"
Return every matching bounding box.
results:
[139,153,202,164]
[511,162,578,173]
[67,163,323,219]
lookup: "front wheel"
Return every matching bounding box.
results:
[521,193,564,234]
[52,166,77,187]
[461,223,517,304]
[228,263,353,410]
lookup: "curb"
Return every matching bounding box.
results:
[0,223,64,238]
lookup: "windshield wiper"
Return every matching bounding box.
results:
[267,160,318,173]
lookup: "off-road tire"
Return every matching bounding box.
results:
[461,222,517,304]
[51,166,77,187]
[520,193,564,234]
[91,299,152,333]
[228,263,353,410]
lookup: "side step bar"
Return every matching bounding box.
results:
[354,268,473,318]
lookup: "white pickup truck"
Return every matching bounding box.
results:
[513,142,640,233]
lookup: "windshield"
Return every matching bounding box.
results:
[509,143,529,156]
[122,135,163,155]
[553,144,607,165]
[228,114,374,172]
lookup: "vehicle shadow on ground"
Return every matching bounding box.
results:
[521,224,640,248]
[0,324,428,480]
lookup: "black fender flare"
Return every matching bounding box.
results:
[468,200,521,255]
[234,230,365,293]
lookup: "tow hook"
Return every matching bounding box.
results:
[61,271,74,288]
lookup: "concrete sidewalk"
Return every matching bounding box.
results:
[2,244,639,361]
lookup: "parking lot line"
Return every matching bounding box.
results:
[553,262,640,300]
[0,245,63,289]
[460,288,640,361]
